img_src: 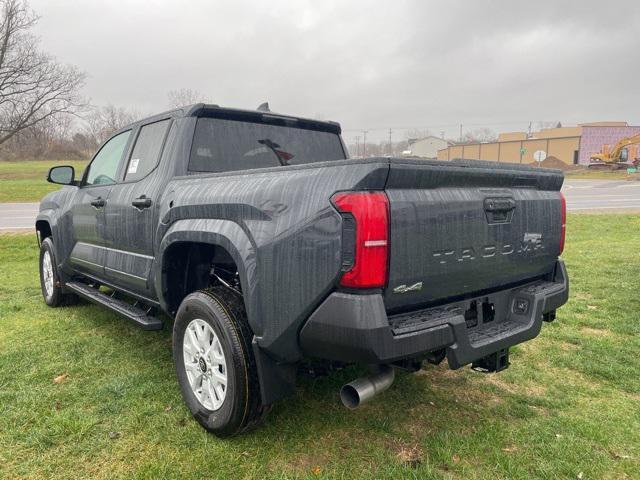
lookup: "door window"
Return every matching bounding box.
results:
[620,148,628,162]
[85,131,131,186]
[124,119,171,182]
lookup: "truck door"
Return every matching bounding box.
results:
[69,130,133,279]
[102,118,172,297]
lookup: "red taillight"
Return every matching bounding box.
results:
[559,192,566,255]
[332,191,389,288]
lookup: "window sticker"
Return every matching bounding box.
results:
[128,158,140,174]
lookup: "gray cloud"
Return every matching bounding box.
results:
[31,0,640,142]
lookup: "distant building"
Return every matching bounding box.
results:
[437,122,640,166]
[405,136,450,159]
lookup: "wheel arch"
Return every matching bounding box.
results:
[156,219,259,332]
[35,213,55,246]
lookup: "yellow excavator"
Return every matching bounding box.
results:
[588,133,640,169]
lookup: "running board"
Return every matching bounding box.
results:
[65,281,164,331]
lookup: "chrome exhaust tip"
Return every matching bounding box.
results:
[340,364,395,409]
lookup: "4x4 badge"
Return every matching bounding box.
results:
[393,282,423,294]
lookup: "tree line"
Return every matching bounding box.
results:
[0,0,209,160]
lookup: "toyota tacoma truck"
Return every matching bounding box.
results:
[36,104,568,436]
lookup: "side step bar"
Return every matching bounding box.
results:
[65,281,164,331]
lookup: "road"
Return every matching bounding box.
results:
[563,179,640,212]
[0,202,40,232]
[0,179,638,231]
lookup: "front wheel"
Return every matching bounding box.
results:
[39,237,69,307]
[173,287,269,436]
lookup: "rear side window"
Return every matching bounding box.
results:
[124,119,171,182]
[188,118,346,173]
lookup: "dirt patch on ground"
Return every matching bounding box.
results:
[559,341,580,351]
[574,292,595,301]
[268,450,331,477]
[545,366,602,391]
[386,439,424,468]
[529,156,582,171]
[581,327,612,337]
[485,375,548,397]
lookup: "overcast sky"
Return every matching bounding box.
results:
[31,0,640,143]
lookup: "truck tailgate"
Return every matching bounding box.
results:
[383,159,564,312]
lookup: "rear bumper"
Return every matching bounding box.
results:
[299,260,568,368]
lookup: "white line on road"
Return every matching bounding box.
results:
[568,199,640,203]
[565,194,639,199]
[569,205,640,211]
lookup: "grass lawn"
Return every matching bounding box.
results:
[1,215,639,479]
[0,160,87,203]
[564,170,638,181]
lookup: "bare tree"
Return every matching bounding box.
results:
[534,120,561,131]
[84,104,139,147]
[406,129,433,141]
[0,0,85,146]
[460,128,497,144]
[346,139,408,158]
[167,88,209,108]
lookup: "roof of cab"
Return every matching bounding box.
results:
[106,103,342,149]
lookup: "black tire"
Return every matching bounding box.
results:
[39,237,66,307]
[173,286,269,436]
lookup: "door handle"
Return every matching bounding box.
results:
[484,198,516,212]
[90,197,106,208]
[132,195,152,210]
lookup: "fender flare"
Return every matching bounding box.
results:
[154,219,260,333]
[35,211,57,245]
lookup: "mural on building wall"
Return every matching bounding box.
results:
[579,126,640,165]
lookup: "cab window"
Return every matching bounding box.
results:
[124,119,171,182]
[188,117,346,173]
[85,131,131,186]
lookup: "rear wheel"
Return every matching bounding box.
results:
[173,287,269,436]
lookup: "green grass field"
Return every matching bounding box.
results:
[0,160,87,203]
[564,169,637,180]
[0,218,639,479]
[0,159,638,203]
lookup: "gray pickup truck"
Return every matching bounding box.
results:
[36,104,568,436]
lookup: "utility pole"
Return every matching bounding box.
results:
[388,128,392,156]
[355,136,360,158]
[459,124,463,143]
[363,130,368,158]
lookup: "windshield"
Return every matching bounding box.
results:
[188,117,346,173]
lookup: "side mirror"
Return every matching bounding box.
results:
[47,165,76,185]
